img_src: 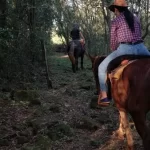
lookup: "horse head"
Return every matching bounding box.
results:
[88,54,106,94]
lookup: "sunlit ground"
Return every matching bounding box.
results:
[59,55,69,58]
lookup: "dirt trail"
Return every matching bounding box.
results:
[0,53,143,150]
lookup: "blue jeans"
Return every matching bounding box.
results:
[98,43,150,92]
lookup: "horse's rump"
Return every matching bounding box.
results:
[67,40,85,73]
[68,40,82,56]
[120,59,150,111]
[106,58,150,113]
[91,55,150,149]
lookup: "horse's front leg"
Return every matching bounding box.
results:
[112,114,125,140]
[119,110,134,150]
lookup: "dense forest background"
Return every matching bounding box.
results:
[0,0,150,87]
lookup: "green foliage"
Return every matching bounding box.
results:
[0,0,150,88]
[22,135,52,150]
[14,90,39,102]
[0,0,54,85]
[52,0,150,54]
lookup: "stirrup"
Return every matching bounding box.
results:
[98,98,110,106]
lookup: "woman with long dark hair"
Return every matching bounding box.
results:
[98,0,150,106]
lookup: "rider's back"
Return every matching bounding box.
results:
[70,28,80,40]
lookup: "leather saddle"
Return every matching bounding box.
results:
[106,55,150,99]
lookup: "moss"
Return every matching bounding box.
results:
[90,139,101,148]
[89,96,101,109]
[47,123,74,141]
[14,90,39,102]
[74,116,99,131]
[49,105,61,113]
[22,135,51,150]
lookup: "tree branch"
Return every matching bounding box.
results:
[142,23,150,39]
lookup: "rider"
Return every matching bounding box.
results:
[98,0,150,106]
[70,23,85,51]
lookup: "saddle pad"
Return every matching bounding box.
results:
[110,60,137,80]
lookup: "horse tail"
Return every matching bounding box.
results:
[84,50,90,58]
[68,41,75,65]
[67,41,73,53]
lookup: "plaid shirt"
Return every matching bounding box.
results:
[110,13,142,51]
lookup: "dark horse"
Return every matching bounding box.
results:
[89,54,150,150]
[67,40,85,73]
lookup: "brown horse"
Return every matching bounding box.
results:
[67,40,85,73]
[89,54,150,150]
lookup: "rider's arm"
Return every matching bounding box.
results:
[79,31,85,41]
[110,20,118,51]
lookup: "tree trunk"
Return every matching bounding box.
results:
[41,40,53,89]
[28,0,36,63]
[0,0,6,28]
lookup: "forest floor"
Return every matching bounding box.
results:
[0,52,146,150]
